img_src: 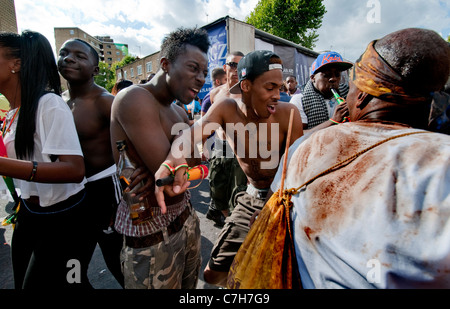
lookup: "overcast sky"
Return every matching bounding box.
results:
[15,0,450,62]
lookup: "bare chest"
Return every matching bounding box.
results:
[69,99,107,140]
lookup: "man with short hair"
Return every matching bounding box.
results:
[200,67,226,116]
[58,39,124,287]
[285,75,301,96]
[290,51,352,131]
[110,27,210,289]
[203,52,247,227]
[155,50,304,287]
[270,28,450,288]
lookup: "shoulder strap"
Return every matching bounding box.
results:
[282,131,428,198]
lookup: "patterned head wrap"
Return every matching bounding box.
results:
[350,40,431,104]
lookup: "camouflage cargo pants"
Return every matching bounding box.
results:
[121,209,201,289]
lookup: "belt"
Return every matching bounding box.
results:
[125,205,191,249]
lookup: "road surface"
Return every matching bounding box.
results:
[0,174,223,289]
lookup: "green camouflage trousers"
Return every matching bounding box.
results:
[121,209,201,289]
[209,155,248,212]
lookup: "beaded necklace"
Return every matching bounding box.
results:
[1,107,20,137]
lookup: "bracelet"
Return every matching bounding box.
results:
[161,162,188,176]
[161,162,175,175]
[329,117,351,125]
[28,161,38,182]
[174,164,189,173]
[329,118,341,125]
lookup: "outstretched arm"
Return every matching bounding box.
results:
[154,117,220,211]
[154,99,227,211]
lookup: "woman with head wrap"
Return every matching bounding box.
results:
[269,28,450,289]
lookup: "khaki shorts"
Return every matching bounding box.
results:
[207,191,266,272]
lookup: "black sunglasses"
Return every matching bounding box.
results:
[226,62,239,69]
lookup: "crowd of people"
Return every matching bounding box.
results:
[0,24,449,290]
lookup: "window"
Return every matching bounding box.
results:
[130,68,134,78]
[137,65,142,76]
[146,61,153,73]
[70,30,74,35]
[123,71,127,79]
[117,72,122,80]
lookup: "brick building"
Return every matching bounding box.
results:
[0,0,18,33]
[116,51,160,84]
[54,27,129,66]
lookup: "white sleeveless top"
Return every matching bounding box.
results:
[0,93,86,207]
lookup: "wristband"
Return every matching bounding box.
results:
[161,162,175,175]
[161,162,188,176]
[28,161,38,182]
[329,117,351,125]
[329,118,341,125]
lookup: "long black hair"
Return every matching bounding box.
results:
[0,30,61,159]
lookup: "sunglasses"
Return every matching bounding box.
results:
[226,62,239,69]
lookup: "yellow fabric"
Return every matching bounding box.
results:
[227,190,300,289]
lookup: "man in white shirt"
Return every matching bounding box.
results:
[289,51,352,132]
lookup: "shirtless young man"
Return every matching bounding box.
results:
[110,27,210,289]
[58,39,124,287]
[155,50,304,286]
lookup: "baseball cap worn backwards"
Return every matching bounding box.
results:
[310,51,353,76]
[229,50,283,94]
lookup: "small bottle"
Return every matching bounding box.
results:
[116,140,153,225]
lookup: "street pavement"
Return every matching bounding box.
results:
[0,174,223,289]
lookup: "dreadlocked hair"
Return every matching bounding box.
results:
[160,27,210,64]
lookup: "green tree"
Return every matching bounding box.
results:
[116,55,137,67]
[94,55,137,93]
[95,61,116,92]
[245,0,326,49]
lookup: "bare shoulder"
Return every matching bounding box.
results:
[271,102,301,129]
[275,102,303,139]
[277,101,298,115]
[92,85,115,117]
[210,84,229,102]
[113,85,155,110]
[204,96,239,126]
[112,85,175,128]
[210,96,238,112]
[172,102,190,124]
